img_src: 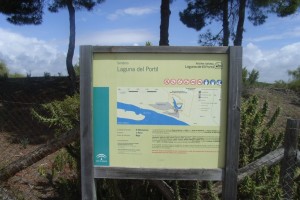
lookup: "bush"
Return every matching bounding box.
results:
[44,72,51,78]
[32,94,80,198]
[273,80,288,89]
[31,93,79,134]
[74,63,80,76]
[242,67,260,87]
[0,61,9,80]
[288,79,300,94]
[242,67,261,97]
[287,66,300,93]
[10,73,25,78]
[238,95,283,199]
[31,92,287,199]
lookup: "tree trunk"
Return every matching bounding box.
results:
[66,0,77,92]
[0,126,79,182]
[222,0,229,46]
[159,0,171,46]
[234,0,246,46]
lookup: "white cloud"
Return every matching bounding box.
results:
[108,7,157,20]
[78,29,156,46]
[123,7,155,15]
[243,42,300,83]
[246,26,300,43]
[0,28,67,76]
[248,35,283,43]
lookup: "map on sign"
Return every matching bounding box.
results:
[117,87,221,126]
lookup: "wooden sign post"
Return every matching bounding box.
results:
[80,46,242,200]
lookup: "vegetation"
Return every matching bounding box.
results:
[0,61,25,79]
[238,95,283,199]
[31,93,79,134]
[179,0,300,46]
[238,67,284,199]
[74,63,80,76]
[288,66,300,93]
[236,65,285,199]
[27,64,291,199]
[273,80,288,89]
[242,67,260,87]
[0,61,9,79]
[31,94,80,199]
[270,66,300,97]
[1,1,300,199]
[0,0,43,25]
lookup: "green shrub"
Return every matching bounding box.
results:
[238,95,283,199]
[31,91,287,199]
[188,181,201,200]
[10,73,25,78]
[31,93,79,134]
[288,79,300,93]
[242,67,260,87]
[145,41,152,46]
[74,63,80,76]
[0,61,9,80]
[32,94,80,198]
[288,66,300,80]
[273,80,288,89]
[287,66,300,93]
[44,72,51,78]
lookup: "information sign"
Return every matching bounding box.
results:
[93,52,228,169]
[80,46,242,200]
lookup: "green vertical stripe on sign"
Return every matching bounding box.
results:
[93,87,109,166]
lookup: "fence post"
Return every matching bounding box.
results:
[280,118,300,200]
[80,45,96,200]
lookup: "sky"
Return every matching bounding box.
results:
[0,0,300,83]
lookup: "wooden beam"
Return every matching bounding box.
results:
[80,45,96,200]
[207,148,285,195]
[222,46,242,200]
[94,167,223,181]
[238,148,284,183]
[92,46,229,54]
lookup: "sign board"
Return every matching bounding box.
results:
[93,52,227,169]
[80,46,242,199]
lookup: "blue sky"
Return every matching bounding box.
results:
[0,0,300,82]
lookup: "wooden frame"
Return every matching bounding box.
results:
[80,46,242,200]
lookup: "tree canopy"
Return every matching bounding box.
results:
[288,66,300,81]
[179,0,300,46]
[48,0,104,12]
[0,0,43,25]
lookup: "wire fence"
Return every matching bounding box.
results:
[0,77,73,168]
[0,77,299,199]
[280,119,300,200]
[282,157,297,199]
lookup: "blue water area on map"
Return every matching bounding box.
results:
[117,102,188,125]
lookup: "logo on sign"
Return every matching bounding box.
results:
[96,153,108,162]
